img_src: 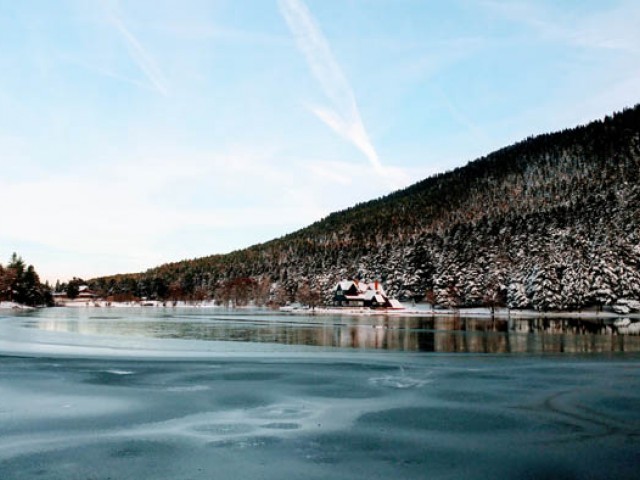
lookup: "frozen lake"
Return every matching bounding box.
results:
[1,308,639,479]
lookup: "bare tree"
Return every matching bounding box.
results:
[297,282,322,311]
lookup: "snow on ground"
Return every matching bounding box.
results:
[7,298,640,320]
[0,302,34,310]
[59,300,220,309]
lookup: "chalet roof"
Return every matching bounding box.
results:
[363,290,377,300]
[337,280,355,291]
[336,280,386,295]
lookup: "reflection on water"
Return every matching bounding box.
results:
[20,309,640,354]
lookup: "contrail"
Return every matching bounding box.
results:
[279,0,384,175]
[102,1,169,96]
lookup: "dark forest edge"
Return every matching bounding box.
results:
[0,253,53,307]
[54,105,640,313]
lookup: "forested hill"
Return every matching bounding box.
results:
[87,105,640,311]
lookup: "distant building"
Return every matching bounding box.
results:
[333,280,403,309]
[52,285,99,305]
[77,285,98,299]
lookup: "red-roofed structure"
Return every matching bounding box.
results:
[332,280,403,309]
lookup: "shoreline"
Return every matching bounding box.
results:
[0,302,35,311]
[3,300,639,321]
[280,306,640,320]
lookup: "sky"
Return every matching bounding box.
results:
[0,0,639,282]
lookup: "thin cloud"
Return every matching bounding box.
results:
[59,53,159,94]
[278,0,386,176]
[480,0,640,53]
[101,1,169,96]
[433,84,492,148]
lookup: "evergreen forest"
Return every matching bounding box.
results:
[0,253,53,307]
[83,105,640,311]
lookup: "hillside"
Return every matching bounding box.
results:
[87,105,640,311]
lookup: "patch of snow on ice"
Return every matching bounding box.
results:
[166,385,211,392]
[369,369,432,389]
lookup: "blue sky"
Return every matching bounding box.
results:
[1,0,638,282]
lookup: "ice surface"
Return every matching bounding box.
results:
[1,354,639,479]
[0,308,639,479]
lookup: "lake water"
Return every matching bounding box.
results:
[1,307,639,479]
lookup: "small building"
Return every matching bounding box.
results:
[333,280,403,309]
[51,285,100,305]
[77,286,99,299]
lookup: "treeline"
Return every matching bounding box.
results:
[0,253,53,307]
[87,105,640,311]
